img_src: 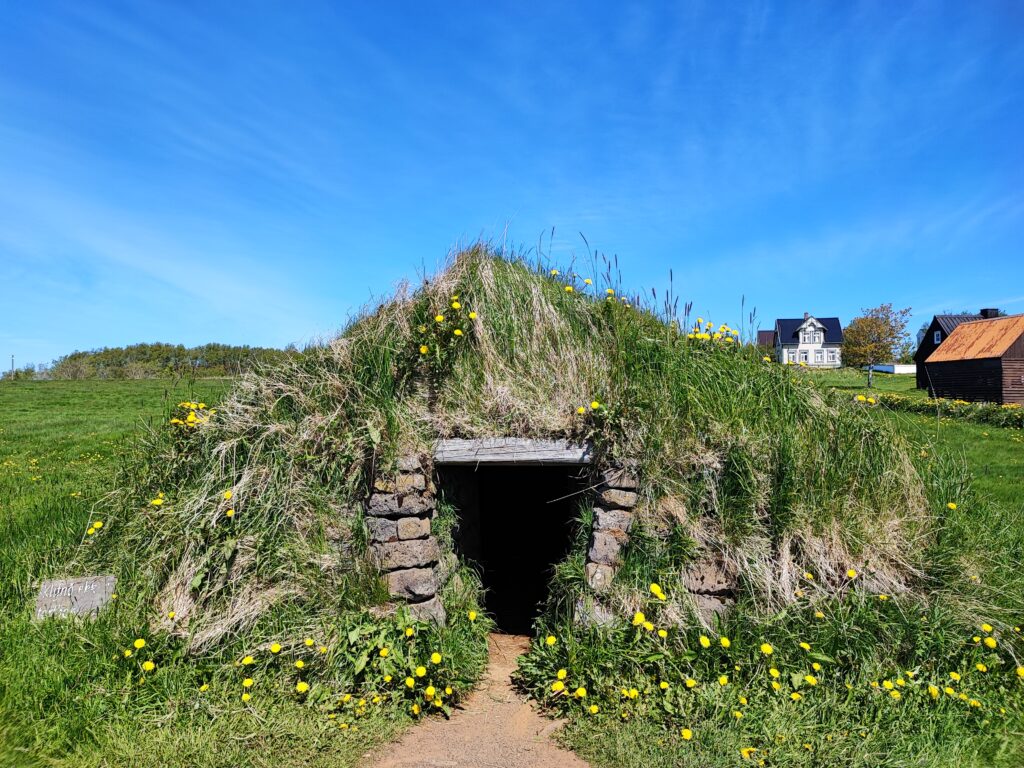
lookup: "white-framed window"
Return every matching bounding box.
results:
[814,349,824,364]
[800,350,809,363]
[934,330,942,344]
[814,331,823,343]
[828,349,837,363]
[788,349,797,363]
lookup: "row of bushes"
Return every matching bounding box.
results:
[3,342,303,381]
[875,392,1024,428]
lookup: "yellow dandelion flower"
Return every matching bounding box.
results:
[405,627,414,637]
[681,727,693,740]
[699,635,711,648]
[405,677,414,688]
[468,610,477,621]
[760,643,773,655]
[976,663,988,672]
[847,569,858,578]
[657,629,668,638]
[545,635,557,646]
[685,678,697,688]
[241,692,251,702]
[415,666,426,677]
[453,329,463,337]
[947,502,957,510]
[804,675,818,686]
[889,690,901,700]
[575,686,587,698]
[769,668,780,678]
[243,678,254,688]
[741,747,757,759]
[225,509,234,518]
[435,315,444,323]
[556,669,567,680]
[949,671,961,682]
[799,642,811,651]
[720,636,731,649]
[451,301,461,310]
[430,652,442,664]
[790,692,802,701]
[270,643,281,654]
[643,621,654,632]
[133,638,146,650]
[419,345,429,355]
[564,285,573,293]
[304,638,314,647]
[468,311,477,319]
[295,660,305,669]
[379,648,389,658]
[589,704,599,714]
[550,269,559,276]
[296,681,309,694]
[981,623,993,633]
[551,680,565,693]
[984,637,997,649]
[718,675,729,686]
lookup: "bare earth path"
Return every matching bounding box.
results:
[364,634,590,768]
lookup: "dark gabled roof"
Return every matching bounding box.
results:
[774,316,844,344]
[935,314,982,335]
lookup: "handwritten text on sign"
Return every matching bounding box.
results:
[35,575,117,620]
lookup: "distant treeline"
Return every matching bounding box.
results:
[3,342,303,381]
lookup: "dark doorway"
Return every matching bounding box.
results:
[437,465,587,634]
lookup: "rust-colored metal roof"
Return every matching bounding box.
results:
[926,314,1024,363]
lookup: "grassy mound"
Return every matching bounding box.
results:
[91,245,927,645]
[4,245,1019,767]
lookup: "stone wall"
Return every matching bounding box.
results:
[366,455,446,624]
[584,467,639,593]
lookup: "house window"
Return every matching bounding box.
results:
[828,349,837,363]
[814,331,823,343]
[800,350,809,363]
[814,349,824,364]
[934,330,942,344]
[788,349,797,363]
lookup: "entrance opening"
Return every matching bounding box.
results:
[437,465,587,634]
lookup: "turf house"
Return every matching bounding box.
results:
[14,245,1022,767]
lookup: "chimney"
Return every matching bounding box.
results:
[803,312,809,320]
[980,308,999,319]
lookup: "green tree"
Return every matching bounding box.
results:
[842,304,912,387]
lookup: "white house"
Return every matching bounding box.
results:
[772,313,844,367]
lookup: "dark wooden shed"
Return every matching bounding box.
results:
[913,312,983,388]
[923,314,1024,404]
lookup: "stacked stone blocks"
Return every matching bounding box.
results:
[585,468,639,593]
[366,455,446,623]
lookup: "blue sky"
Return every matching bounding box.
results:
[2,1,1022,367]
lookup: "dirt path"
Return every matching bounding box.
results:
[364,633,590,768]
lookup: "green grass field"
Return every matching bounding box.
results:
[3,371,1024,767]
